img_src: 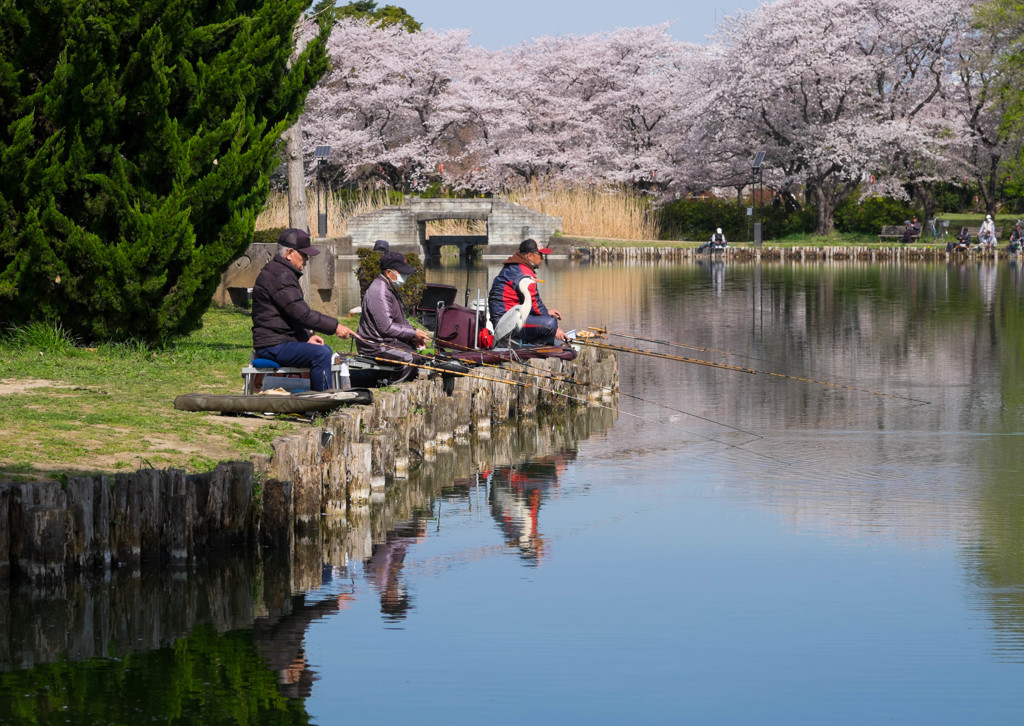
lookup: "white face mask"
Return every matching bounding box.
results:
[389,271,406,288]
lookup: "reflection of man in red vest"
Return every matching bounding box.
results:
[489,453,572,562]
[488,239,566,345]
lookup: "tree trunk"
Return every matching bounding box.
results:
[285,125,308,231]
[285,20,309,233]
[810,183,836,236]
[913,182,935,231]
[285,21,309,301]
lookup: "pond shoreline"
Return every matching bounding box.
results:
[0,347,617,587]
[569,244,1015,262]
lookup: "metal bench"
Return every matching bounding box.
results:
[242,359,347,395]
[879,224,920,242]
[241,356,408,394]
[962,225,1003,243]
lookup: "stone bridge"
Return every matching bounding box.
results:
[346,197,562,259]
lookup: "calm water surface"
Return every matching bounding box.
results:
[3,258,1024,725]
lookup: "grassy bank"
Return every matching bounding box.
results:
[0,227,975,483]
[0,308,364,482]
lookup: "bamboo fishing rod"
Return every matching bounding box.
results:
[425,351,777,456]
[577,339,930,405]
[412,348,785,459]
[369,357,527,387]
[429,340,598,388]
[588,327,768,363]
[428,353,656,424]
[578,338,760,374]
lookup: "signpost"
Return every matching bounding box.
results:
[314,145,331,238]
[752,151,765,247]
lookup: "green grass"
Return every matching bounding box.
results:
[0,307,307,482]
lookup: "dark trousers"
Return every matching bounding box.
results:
[519,314,558,345]
[256,341,334,391]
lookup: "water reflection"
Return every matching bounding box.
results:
[254,574,354,699]
[489,452,572,563]
[0,404,614,718]
[363,517,426,621]
[5,258,1024,722]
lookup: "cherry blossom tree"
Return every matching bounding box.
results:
[301,18,471,190]
[452,25,703,192]
[296,0,1007,224]
[962,0,1024,205]
[704,0,975,234]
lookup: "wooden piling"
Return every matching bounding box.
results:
[0,346,617,586]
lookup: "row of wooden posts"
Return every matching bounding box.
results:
[0,346,618,587]
[572,245,1015,263]
[2,400,617,672]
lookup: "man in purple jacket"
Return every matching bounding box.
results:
[251,229,354,391]
[356,251,429,381]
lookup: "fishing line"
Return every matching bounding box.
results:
[589,327,769,362]
[417,340,781,459]
[615,388,763,440]
[577,339,930,404]
[477,359,783,463]
[578,339,759,373]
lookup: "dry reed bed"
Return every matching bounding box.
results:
[255,183,660,242]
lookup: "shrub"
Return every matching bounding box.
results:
[0,1,329,344]
[354,248,425,311]
[835,195,920,234]
[657,198,746,241]
[657,197,815,241]
[252,228,286,246]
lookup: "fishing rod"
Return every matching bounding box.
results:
[577,339,759,374]
[369,357,527,387]
[430,342,599,388]
[428,350,778,458]
[577,339,929,405]
[588,327,768,363]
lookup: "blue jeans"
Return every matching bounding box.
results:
[256,341,334,391]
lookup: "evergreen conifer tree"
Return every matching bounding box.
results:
[0,0,329,342]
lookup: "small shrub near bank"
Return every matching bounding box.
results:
[657,197,816,241]
[354,248,426,311]
[835,196,920,234]
[657,193,927,241]
[252,227,286,245]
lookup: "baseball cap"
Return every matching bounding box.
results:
[278,228,320,256]
[380,251,415,276]
[519,238,552,255]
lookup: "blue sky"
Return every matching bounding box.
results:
[392,0,763,48]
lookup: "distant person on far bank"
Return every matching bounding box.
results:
[699,228,727,253]
[900,218,920,244]
[1009,223,1023,253]
[978,214,997,248]
[251,228,354,391]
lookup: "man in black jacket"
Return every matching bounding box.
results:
[251,229,354,390]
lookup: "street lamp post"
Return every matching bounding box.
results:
[752,150,765,247]
[313,145,331,238]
